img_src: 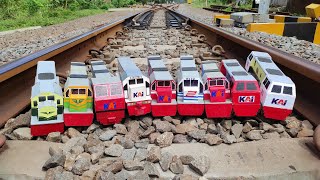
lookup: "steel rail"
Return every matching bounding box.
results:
[0,10,148,127]
[170,9,320,125]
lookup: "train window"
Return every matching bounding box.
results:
[254,60,257,66]
[248,54,253,60]
[38,73,54,80]
[271,85,282,93]
[179,83,182,92]
[236,82,245,91]
[263,78,270,89]
[95,86,108,97]
[146,81,150,88]
[205,83,208,90]
[72,89,78,94]
[88,89,92,96]
[48,96,54,100]
[247,82,257,90]
[172,82,175,90]
[129,79,135,85]
[33,101,38,106]
[124,84,128,90]
[137,78,143,84]
[191,80,198,87]
[151,83,156,90]
[66,90,69,97]
[200,83,203,93]
[111,84,122,96]
[184,80,190,86]
[225,81,229,89]
[217,80,224,86]
[283,86,293,95]
[39,96,46,102]
[165,81,170,86]
[79,89,86,95]
[258,57,272,63]
[209,80,215,86]
[57,99,60,104]
[158,81,164,86]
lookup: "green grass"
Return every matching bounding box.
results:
[0,9,107,32]
[191,0,253,9]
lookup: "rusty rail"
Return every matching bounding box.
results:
[170,9,320,125]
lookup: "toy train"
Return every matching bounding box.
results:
[30,51,296,136]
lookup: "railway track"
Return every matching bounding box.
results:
[203,5,291,15]
[0,7,319,127]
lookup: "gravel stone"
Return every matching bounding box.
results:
[149,132,161,144]
[71,145,84,155]
[121,148,137,161]
[135,149,148,161]
[187,130,206,141]
[286,117,301,129]
[160,152,173,171]
[13,127,33,140]
[133,170,150,180]
[118,136,135,149]
[86,123,100,134]
[144,161,160,178]
[64,154,77,171]
[96,170,115,180]
[123,160,144,171]
[156,132,174,147]
[49,146,63,156]
[99,130,117,141]
[297,128,314,137]
[154,120,173,132]
[135,138,149,149]
[179,155,194,165]
[170,155,184,174]
[286,128,299,137]
[101,160,123,174]
[141,116,153,127]
[105,144,124,157]
[141,126,155,138]
[46,132,61,142]
[173,134,190,143]
[71,153,91,175]
[66,128,82,138]
[262,132,281,139]
[207,124,218,134]
[242,122,253,133]
[221,120,232,130]
[189,156,210,176]
[280,131,292,138]
[43,153,66,170]
[114,124,128,135]
[231,123,243,138]
[272,124,285,133]
[173,124,197,134]
[246,130,263,140]
[301,120,313,130]
[115,169,133,180]
[146,146,161,163]
[221,134,237,144]
[260,122,274,132]
[205,134,223,146]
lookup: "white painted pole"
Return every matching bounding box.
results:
[258,0,271,14]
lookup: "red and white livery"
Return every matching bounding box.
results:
[201,62,232,118]
[177,55,204,116]
[220,59,260,117]
[118,57,152,116]
[91,61,125,125]
[148,55,177,116]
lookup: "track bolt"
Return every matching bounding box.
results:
[198,34,207,43]
[212,45,225,56]
[190,29,198,36]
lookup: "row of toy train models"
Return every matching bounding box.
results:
[30,51,296,136]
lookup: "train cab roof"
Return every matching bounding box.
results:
[180,55,194,61]
[91,60,105,65]
[250,51,272,59]
[180,60,197,71]
[261,63,294,85]
[36,61,57,82]
[91,73,122,86]
[150,71,174,82]
[118,56,145,80]
[149,60,168,72]
[32,81,62,98]
[201,63,219,74]
[203,71,226,82]
[223,59,256,82]
[70,65,88,78]
[65,78,91,89]
[92,65,109,75]
[148,55,161,61]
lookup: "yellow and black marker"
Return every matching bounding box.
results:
[306,3,320,19]
[213,15,231,23]
[273,15,312,23]
[247,22,320,44]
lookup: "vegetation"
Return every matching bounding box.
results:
[0,0,137,31]
[191,0,253,9]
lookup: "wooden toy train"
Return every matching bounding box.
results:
[30,51,296,136]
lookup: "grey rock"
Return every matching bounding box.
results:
[71,154,91,175]
[272,124,285,133]
[231,124,243,139]
[82,170,96,179]
[87,144,104,154]
[260,122,274,132]
[135,138,150,149]
[245,119,259,127]
[44,166,63,180]
[207,124,218,134]
[101,160,123,174]
[135,149,148,161]
[286,128,299,137]
[221,134,237,144]
[86,123,100,133]
[242,122,253,133]
[187,129,206,141]
[91,152,103,164]
[105,144,124,157]
[13,127,33,140]
[173,174,197,180]
[170,155,184,174]
[66,128,82,138]
[173,134,190,143]
[61,135,69,144]
[301,120,313,130]
[43,153,66,170]
[154,120,173,132]
[297,128,314,137]
[149,132,161,144]
[173,124,197,134]
[141,126,155,138]
[144,161,160,178]
[205,134,223,146]
[189,156,210,176]
[146,146,161,163]
[121,148,137,161]
[54,170,74,180]
[2,111,31,134]
[119,136,135,149]
[115,170,133,180]
[156,132,174,147]
[46,132,61,142]
[95,170,115,180]
[160,152,173,171]
[114,124,128,135]
[221,120,232,130]
[126,120,140,133]
[71,145,84,155]
[246,130,262,140]
[142,116,153,127]
[179,155,194,165]
[262,132,280,139]
[196,118,204,125]
[64,154,77,171]
[49,146,63,156]
[139,121,148,130]
[216,123,227,136]
[99,130,117,141]
[280,131,292,138]
[163,116,173,122]
[123,160,144,171]
[199,123,208,130]
[285,117,301,129]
